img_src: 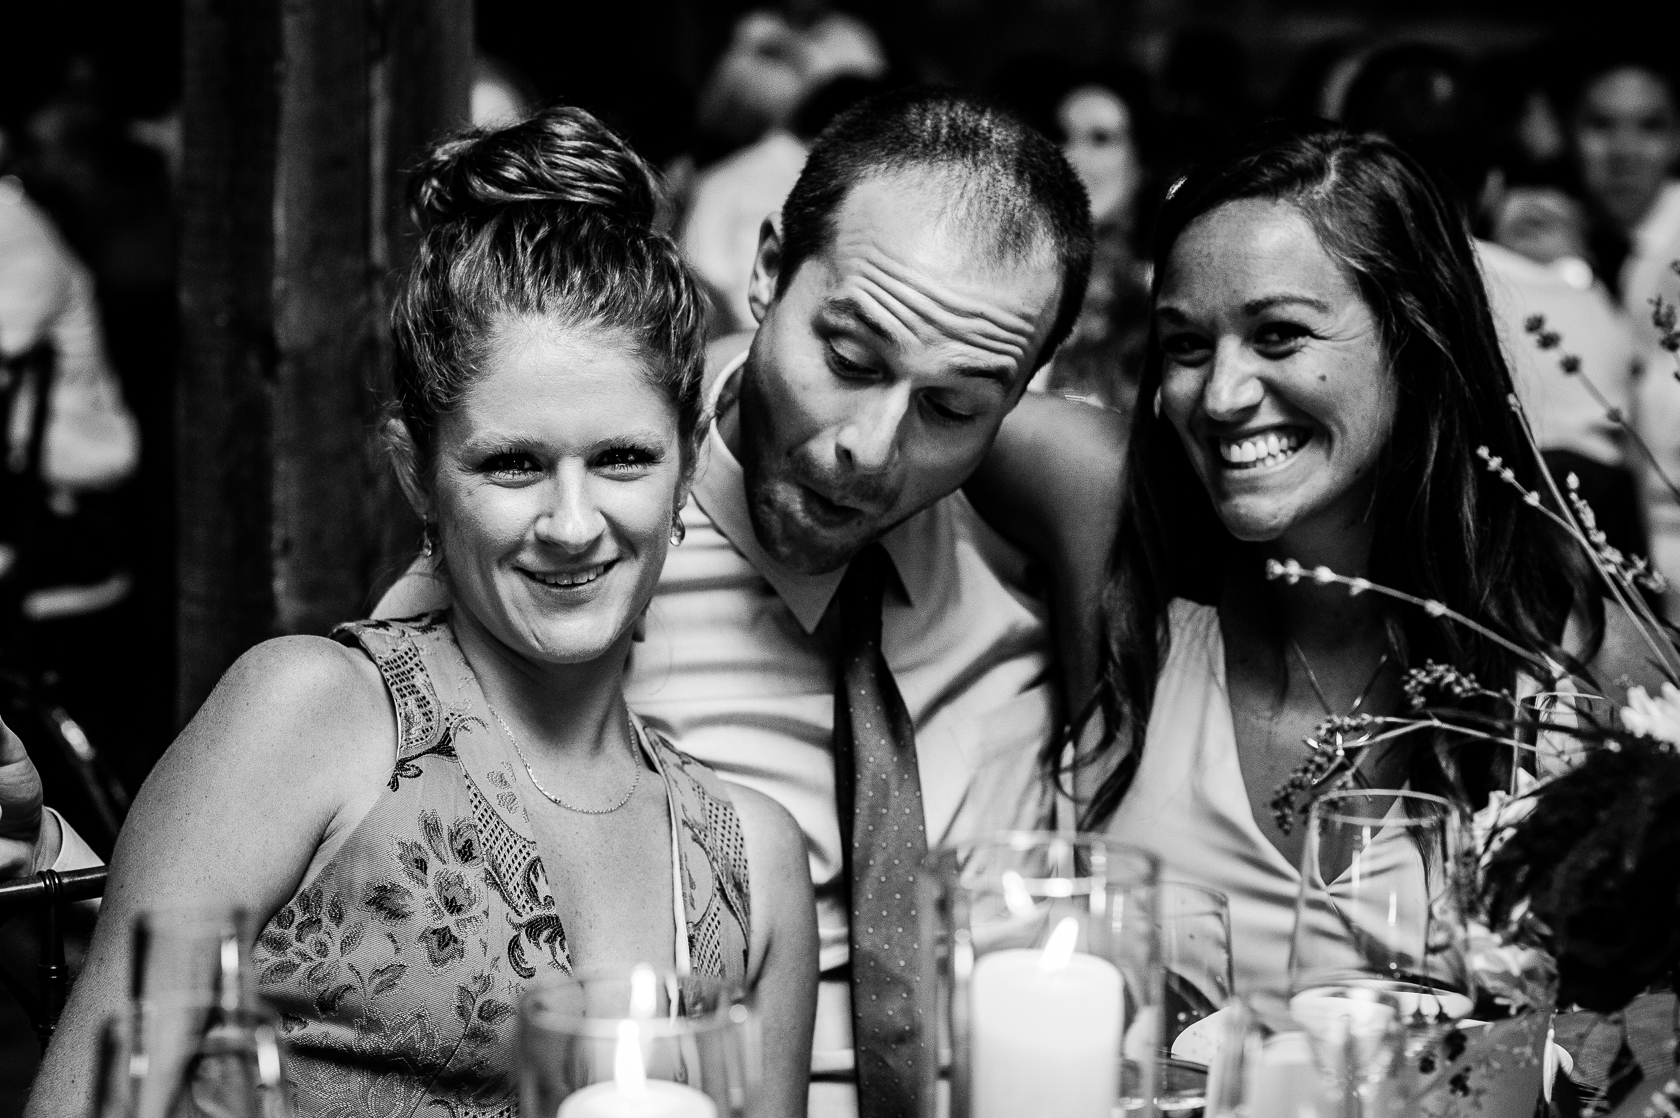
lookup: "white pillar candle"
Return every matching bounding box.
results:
[557,1012,719,1118]
[970,922,1124,1118]
[556,1080,718,1118]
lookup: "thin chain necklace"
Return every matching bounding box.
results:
[488,704,642,815]
[1287,637,1391,720]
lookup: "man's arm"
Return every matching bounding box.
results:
[964,393,1128,712]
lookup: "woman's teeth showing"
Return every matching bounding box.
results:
[525,563,610,589]
[1217,429,1305,470]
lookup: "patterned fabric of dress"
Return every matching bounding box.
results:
[250,613,752,1118]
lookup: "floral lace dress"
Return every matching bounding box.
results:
[250,614,752,1118]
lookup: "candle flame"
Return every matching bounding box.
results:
[628,964,658,1021]
[1039,917,1080,971]
[613,1019,648,1100]
[1002,871,1036,918]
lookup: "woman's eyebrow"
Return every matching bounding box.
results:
[1241,294,1331,316]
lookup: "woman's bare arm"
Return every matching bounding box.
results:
[25,636,395,1118]
[731,785,817,1118]
[966,393,1130,710]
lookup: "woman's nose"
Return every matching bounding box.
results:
[534,469,605,551]
[1202,342,1266,421]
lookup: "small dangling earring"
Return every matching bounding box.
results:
[669,513,686,547]
[421,521,437,559]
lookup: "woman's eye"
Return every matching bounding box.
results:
[482,453,541,478]
[596,446,660,473]
[1255,323,1311,352]
[1159,332,1212,364]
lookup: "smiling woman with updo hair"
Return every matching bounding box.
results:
[27,107,816,1117]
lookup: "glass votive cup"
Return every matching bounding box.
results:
[518,966,757,1118]
[919,832,1163,1118]
[93,997,291,1118]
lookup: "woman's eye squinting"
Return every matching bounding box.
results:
[1254,323,1313,353]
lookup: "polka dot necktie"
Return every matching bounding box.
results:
[832,543,927,1118]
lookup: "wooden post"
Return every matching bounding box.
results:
[177,0,471,720]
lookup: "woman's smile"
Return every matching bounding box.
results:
[1214,426,1311,471]
[518,560,616,592]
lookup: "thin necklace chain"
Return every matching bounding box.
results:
[488,704,641,815]
[1288,637,1391,718]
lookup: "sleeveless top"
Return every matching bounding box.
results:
[250,614,752,1117]
[1103,600,1428,999]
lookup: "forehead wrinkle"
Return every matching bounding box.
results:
[846,255,1039,366]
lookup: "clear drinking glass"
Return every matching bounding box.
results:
[92,999,290,1118]
[517,965,757,1117]
[919,832,1163,1118]
[130,907,254,1009]
[1159,882,1234,1117]
[1287,789,1474,1019]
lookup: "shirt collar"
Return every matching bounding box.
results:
[691,350,941,634]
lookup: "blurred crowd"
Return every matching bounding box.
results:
[4,5,1680,842]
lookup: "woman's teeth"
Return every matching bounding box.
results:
[528,563,609,588]
[1219,430,1304,470]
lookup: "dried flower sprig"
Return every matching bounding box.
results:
[1264,557,1557,674]
[1565,474,1671,595]
[1652,263,1680,360]
[1404,661,1506,709]
[1523,314,1680,504]
[1500,394,1680,683]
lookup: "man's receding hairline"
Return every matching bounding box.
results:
[823,163,1061,272]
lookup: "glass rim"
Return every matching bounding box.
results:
[519,968,750,1041]
[926,830,1160,878]
[1306,788,1457,827]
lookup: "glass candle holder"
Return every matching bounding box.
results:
[919,832,1162,1118]
[518,966,757,1118]
[93,998,291,1118]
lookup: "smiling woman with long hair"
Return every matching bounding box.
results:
[27,107,816,1117]
[974,121,1598,995]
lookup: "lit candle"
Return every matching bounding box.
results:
[556,979,719,1118]
[970,918,1124,1118]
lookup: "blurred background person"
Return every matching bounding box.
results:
[994,60,1156,417]
[1565,45,1680,621]
[678,13,889,331]
[1343,43,1649,581]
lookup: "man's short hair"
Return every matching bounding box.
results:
[776,86,1094,369]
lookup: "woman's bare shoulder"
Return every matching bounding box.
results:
[170,634,395,789]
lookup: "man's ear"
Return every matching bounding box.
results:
[746,214,785,324]
[384,415,435,524]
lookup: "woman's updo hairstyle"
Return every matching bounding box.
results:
[389,105,708,483]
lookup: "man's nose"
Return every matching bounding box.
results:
[834,384,911,474]
[535,465,606,551]
[1202,341,1265,422]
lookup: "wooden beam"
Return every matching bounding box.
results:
[177,0,471,720]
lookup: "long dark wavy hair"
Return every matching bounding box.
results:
[1071,121,1599,829]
